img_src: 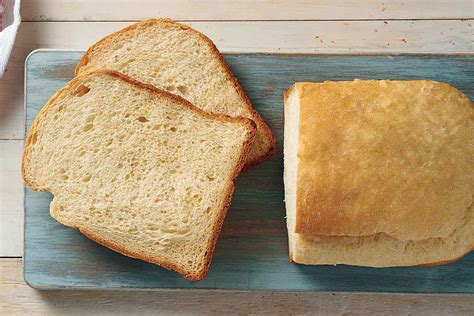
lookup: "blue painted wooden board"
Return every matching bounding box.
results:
[24,50,474,292]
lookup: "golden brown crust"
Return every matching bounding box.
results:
[283,83,297,103]
[102,70,257,127]
[23,68,255,187]
[81,117,255,281]
[74,19,179,76]
[22,70,257,281]
[22,74,82,191]
[291,80,473,241]
[202,35,275,169]
[74,18,275,168]
[198,123,256,279]
[416,247,474,267]
[79,228,197,280]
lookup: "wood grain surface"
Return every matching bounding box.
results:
[1,0,473,313]
[0,140,23,257]
[3,259,474,315]
[21,0,473,21]
[1,19,472,140]
[24,50,474,292]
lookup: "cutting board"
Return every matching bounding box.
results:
[24,50,474,292]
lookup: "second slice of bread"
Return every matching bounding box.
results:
[22,70,256,280]
[75,19,275,169]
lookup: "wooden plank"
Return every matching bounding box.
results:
[0,140,23,257]
[14,20,472,54]
[21,0,474,21]
[23,51,474,292]
[1,259,474,314]
[0,20,472,140]
[0,19,471,140]
[0,55,24,139]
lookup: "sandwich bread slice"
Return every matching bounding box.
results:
[22,70,256,280]
[75,19,275,169]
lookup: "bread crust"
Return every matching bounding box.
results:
[288,228,474,268]
[75,18,275,169]
[290,249,474,267]
[283,83,297,103]
[416,249,474,267]
[289,205,473,267]
[22,69,257,281]
[289,80,473,241]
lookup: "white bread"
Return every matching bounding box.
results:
[289,205,474,267]
[75,18,275,169]
[22,70,256,281]
[284,80,473,267]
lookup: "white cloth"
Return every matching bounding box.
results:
[0,0,21,79]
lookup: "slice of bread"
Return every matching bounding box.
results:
[75,18,275,169]
[22,70,256,281]
[284,80,473,267]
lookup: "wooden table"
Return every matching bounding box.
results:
[1,1,473,314]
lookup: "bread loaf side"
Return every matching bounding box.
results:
[284,80,473,267]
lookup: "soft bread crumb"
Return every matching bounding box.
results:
[75,18,275,168]
[22,70,256,281]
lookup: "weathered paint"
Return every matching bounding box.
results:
[24,50,474,292]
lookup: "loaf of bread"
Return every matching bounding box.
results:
[22,70,256,280]
[284,80,473,267]
[75,19,275,169]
